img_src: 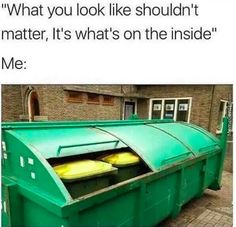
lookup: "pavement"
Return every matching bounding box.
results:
[158,171,233,227]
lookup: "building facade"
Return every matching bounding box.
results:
[2,84,233,135]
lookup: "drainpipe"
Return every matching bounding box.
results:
[20,85,25,115]
[208,85,215,131]
[216,117,229,189]
[120,85,124,120]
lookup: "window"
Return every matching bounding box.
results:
[67,91,83,103]
[103,95,114,106]
[217,100,233,133]
[150,97,191,122]
[151,100,162,119]
[87,93,100,104]
[177,99,190,121]
[164,99,175,119]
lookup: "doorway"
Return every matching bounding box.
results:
[124,101,136,120]
[28,90,40,121]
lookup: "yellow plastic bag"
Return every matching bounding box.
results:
[53,160,116,181]
[99,152,140,167]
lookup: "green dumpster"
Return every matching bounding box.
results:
[1,118,228,227]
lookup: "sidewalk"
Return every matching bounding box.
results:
[158,171,233,227]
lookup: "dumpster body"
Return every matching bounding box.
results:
[1,118,228,227]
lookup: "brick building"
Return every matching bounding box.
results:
[2,85,232,135]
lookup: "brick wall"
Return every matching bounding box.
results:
[208,85,233,133]
[23,85,122,121]
[2,85,23,121]
[137,98,149,119]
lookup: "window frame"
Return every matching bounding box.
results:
[102,95,115,106]
[67,91,84,103]
[87,93,100,105]
[122,99,137,120]
[216,99,230,134]
[149,97,192,122]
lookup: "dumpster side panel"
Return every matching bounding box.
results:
[1,177,24,227]
[1,184,10,227]
[3,131,71,202]
[22,198,68,227]
[71,155,221,227]
[143,172,178,226]
[4,153,218,227]
[206,153,222,189]
[77,189,139,227]
[10,154,220,227]
[181,161,204,203]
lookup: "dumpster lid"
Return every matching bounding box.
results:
[98,122,221,170]
[4,127,127,159]
[149,122,220,155]
[2,120,221,171]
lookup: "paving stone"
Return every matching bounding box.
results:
[222,224,232,227]
[214,224,223,227]
[205,224,214,227]
[213,214,222,221]
[186,223,195,227]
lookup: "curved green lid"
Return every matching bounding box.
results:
[2,120,221,171]
[98,122,221,170]
[4,127,127,159]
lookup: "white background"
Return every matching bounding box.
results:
[0,0,235,84]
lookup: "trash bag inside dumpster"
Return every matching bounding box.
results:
[49,148,151,198]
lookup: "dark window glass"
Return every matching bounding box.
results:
[103,96,114,105]
[163,100,175,119]
[217,101,226,131]
[67,91,83,103]
[87,93,100,104]
[177,99,189,122]
[151,100,162,119]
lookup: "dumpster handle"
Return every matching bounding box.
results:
[161,152,192,165]
[198,144,220,152]
[57,140,120,156]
